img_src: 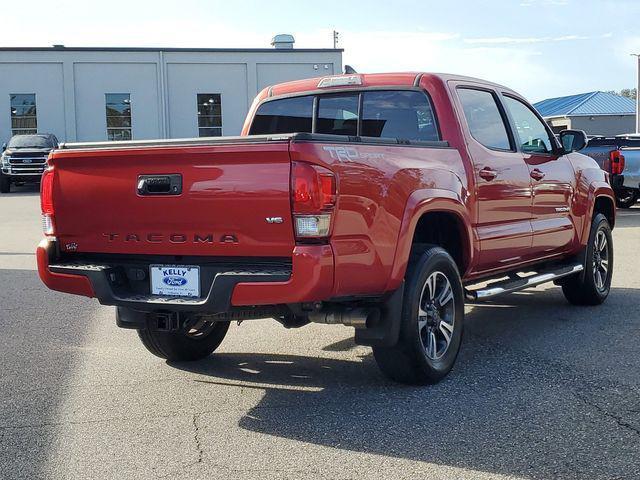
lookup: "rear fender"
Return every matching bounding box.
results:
[386,189,473,291]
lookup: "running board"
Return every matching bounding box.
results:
[466,264,583,301]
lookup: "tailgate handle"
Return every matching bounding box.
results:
[137,174,182,196]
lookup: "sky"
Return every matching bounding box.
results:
[2,0,640,102]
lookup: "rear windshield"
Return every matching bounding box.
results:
[8,135,54,148]
[249,96,313,136]
[317,94,359,136]
[249,90,439,141]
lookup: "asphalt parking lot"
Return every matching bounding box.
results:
[1,185,639,480]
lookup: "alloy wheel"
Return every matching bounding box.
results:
[417,271,456,360]
[592,229,610,291]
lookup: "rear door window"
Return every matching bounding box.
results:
[249,95,313,135]
[458,88,511,151]
[361,90,439,141]
[316,94,359,136]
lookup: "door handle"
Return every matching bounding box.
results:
[137,174,182,195]
[530,168,545,181]
[479,167,497,181]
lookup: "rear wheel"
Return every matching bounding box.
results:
[0,174,10,193]
[373,246,464,385]
[615,189,637,209]
[562,213,613,305]
[137,317,230,361]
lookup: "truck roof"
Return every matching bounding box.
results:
[266,72,514,98]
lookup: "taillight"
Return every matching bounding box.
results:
[609,150,625,175]
[40,167,55,236]
[291,161,337,239]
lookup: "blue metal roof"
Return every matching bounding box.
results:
[533,91,636,117]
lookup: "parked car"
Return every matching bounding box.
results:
[36,73,615,385]
[0,133,59,193]
[579,134,640,208]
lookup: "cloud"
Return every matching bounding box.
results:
[464,35,589,45]
[298,29,556,99]
[520,0,569,6]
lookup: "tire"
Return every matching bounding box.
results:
[137,318,230,361]
[562,213,613,306]
[615,189,637,209]
[373,246,464,385]
[0,174,10,194]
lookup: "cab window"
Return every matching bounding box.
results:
[503,96,554,154]
[458,88,511,151]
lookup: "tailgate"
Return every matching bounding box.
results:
[50,141,295,257]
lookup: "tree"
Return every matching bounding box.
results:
[607,88,637,100]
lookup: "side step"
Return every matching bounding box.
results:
[466,263,583,301]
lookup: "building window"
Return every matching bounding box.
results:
[105,93,132,141]
[10,94,37,136]
[197,94,222,137]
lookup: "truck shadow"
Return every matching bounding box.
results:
[173,287,640,479]
[0,183,40,197]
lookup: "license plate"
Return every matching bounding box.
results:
[150,265,200,297]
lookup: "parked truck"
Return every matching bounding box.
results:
[579,134,640,208]
[1,133,59,193]
[37,73,615,385]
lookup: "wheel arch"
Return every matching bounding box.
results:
[580,182,616,248]
[593,195,615,228]
[386,189,473,291]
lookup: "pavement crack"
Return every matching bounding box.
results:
[192,413,204,464]
[575,392,640,437]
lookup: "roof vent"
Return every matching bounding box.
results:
[52,44,65,49]
[271,34,295,49]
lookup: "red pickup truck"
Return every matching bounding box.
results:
[37,73,616,385]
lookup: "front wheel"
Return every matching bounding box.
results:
[373,246,464,385]
[562,213,613,305]
[137,317,230,361]
[0,174,10,194]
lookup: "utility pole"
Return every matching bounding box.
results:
[634,53,640,134]
[333,30,339,49]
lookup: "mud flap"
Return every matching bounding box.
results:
[354,282,404,347]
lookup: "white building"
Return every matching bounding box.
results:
[0,36,342,143]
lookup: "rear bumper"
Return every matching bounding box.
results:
[611,174,625,189]
[36,239,334,312]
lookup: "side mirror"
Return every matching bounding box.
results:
[1,143,6,152]
[559,129,587,153]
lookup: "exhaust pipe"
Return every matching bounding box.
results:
[308,307,380,329]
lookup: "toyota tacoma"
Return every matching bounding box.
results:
[37,73,616,384]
